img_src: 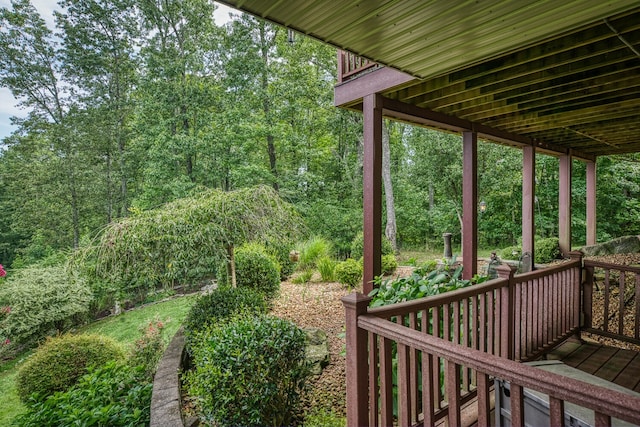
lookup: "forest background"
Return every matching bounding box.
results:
[0,0,639,269]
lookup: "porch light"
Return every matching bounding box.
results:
[287,28,295,44]
[479,200,487,213]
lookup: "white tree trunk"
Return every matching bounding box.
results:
[382,122,397,252]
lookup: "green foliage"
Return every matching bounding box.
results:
[304,409,346,427]
[535,237,561,264]
[382,254,398,275]
[335,258,362,288]
[500,246,522,260]
[14,361,152,427]
[297,236,333,269]
[129,319,166,381]
[183,287,267,348]
[0,266,93,352]
[369,263,486,307]
[70,186,302,309]
[317,256,337,282]
[185,316,310,427]
[15,334,125,402]
[234,242,281,300]
[265,239,297,280]
[291,269,314,284]
[350,232,394,260]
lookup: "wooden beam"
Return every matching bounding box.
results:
[559,154,572,256]
[587,160,597,245]
[462,131,478,280]
[362,93,383,295]
[522,146,536,262]
[334,66,414,107]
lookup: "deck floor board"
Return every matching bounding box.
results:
[547,341,640,392]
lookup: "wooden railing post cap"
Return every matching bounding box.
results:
[568,250,583,261]
[495,264,517,279]
[341,292,372,312]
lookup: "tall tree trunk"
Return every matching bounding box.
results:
[259,21,278,192]
[382,123,397,252]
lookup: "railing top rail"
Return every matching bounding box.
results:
[584,258,640,273]
[367,276,508,317]
[511,257,581,283]
[358,315,640,425]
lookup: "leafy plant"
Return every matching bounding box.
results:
[317,256,337,281]
[14,361,152,427]
[0,266,92,353]
[297,236,333,270]
[234,242,281,300]
[185,316,310,427]
[369,262,487,307]
[291,269,314,284]
[381,254,398,275]
[335,258,362,288]
[15,334,125,402]
[183,287,267,349]
[129,318,166,380]
[350,231,394,260]
[535,237,560,263]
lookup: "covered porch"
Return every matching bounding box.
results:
[217,1,640,425]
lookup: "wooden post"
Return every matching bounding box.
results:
[363,93,383,295]
[583,265,594,330]
[522,146,536,267]
[586,160,597,246]
[559,154,572,256]
[342,292,372,427]
[496,264,517,360]
[462,131,478,280]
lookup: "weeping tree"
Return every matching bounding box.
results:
[70,185,303,306]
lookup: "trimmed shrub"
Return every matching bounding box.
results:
[14,361,152,427]
[350,232,394,260]
[186,316,310,427]
[234,243,281,300]
[535,237,561,263]
[382,254,398,275]
[265,239,297,280]
[297,236,333,269]
[0,266,92,351]
[183,287,267,347]
[317,256,337,282]
[129,319,167,380]
[16,334,125,402]
[335,258,363,288]
[499,245,521,260]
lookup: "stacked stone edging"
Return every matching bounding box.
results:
[150,327,186,427]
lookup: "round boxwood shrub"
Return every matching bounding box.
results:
[186,316,310,427]
[235,243,281,300]
[16,334,125,402]
[535,237,561,264]
[183,287,268,348]
[382,254,398,275]
[350,232,394,260]
[335,258,363,288]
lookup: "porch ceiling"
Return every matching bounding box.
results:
[218,1,640,157]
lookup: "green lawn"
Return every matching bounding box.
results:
[0,294,197,426]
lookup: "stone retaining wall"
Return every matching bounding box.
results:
[150,327,186,427]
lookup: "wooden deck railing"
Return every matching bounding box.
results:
[337,50,378,83]
[583,259,640,345]
[341,251,639,427]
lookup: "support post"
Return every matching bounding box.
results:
[522,146,536,268]
[342,293,372,427]
[586,160,597,246]
[559,154,572,256]
[462,131,478,280]
[362,93,383,295]
[497,264,517,360]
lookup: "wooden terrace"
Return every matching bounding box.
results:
[216,1,640,425]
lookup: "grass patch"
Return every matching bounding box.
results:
[0,294,197,425]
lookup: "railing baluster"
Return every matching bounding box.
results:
[446,360,461,427]
[595,412,613,427]
[477,371,491,427]
[380,336,393,427]
[604,269,611,332]
[619,271,626,336]
[584,266,594,329]
[422,352,435,427]
[636,273,640,340]
[549,397,565,427]
[432,306,442,409]
[409,312,418,424]
[511,384,525,427]
[368,332,379,427]
[397,339,411,427]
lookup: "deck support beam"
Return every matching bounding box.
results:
[362,93,383,295]
[559,154,572,256]
[462,131,478,280]
[586,160,597,246]
[522,146,536,269]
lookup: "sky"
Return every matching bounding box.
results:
[0,1,236,141]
